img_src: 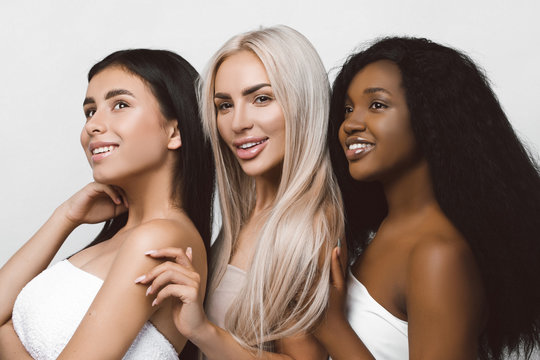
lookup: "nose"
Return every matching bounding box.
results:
[231,104,253,133]
[84,111,107,135]
[341,111,366,135]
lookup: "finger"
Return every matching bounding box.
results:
[145,247,195,270]
[145,266,200,296]
[135,260,198,285]
[330,247,346,291]
[91,183,123,205]
[114,186,129,208]
[152,284,199,307]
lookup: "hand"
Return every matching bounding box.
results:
[135,247,208,340]
[59,182,128,226]
[314,247,347,341]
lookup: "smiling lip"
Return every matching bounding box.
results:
[344,137,375,160]
[88,141,119,162]
[233,137,269,160]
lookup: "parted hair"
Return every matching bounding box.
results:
[86,49,215,254]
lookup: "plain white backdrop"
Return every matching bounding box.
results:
[1,0,539,270]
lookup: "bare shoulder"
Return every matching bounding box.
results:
[120,217,204,256]
[408,232,475,275]
[406,230,485,324]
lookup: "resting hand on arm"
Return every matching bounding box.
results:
[314,247,374,360]
[138,248,325,360]
[0,182,127,327]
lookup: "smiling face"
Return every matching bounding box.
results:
[213,51,286,180]
[81,66,179,185]
[339,60,422,183]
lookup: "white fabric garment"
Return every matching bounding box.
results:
[12,260,178,360]
[205,264,246,329]
[345,269,409,359]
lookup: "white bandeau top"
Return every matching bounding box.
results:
[12,260,178,360]
[345,269,409,359]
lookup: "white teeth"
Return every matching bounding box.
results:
[239,140,265,149]
[92,146,116,155]
[349,143,373,150]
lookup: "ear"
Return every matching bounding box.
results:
[167,119,182,150]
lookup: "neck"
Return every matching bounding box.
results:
[382,159,438,222]
[117,159,180,230]
[252,171,280,215]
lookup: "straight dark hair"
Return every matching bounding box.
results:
[329,37,540,359]
[85,49,215,254]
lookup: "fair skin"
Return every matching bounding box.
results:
[0,66,207,359]
[136,51,326,359]
[314,60,486,359]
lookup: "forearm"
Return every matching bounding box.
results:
[192,321,293,360]
[0,205,77,325]
[0,322,33,359]
[316,317,374,360]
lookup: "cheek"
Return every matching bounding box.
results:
[80,131,90,156]
[338,123,347,150]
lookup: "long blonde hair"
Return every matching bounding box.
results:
[199,25,344,352]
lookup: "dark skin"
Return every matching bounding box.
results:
[315,60,486,359]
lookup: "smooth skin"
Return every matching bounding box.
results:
[136,51,326,360]
[315,60,486,360]
[0,67,207,359]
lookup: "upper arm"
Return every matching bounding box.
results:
[59,220,203,359]
[406,237,485,360]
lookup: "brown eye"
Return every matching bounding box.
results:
[345,105,353,114]
[217,102,233,111]
[369,101,387,110]
[254,95,271,104]
[84,108,96,119]
[113,101,129,110]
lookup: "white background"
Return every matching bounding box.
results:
[1,0,539,268]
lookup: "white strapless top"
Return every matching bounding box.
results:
[205,264,246,329]
[12,260,178,360]
[345,269,409,359]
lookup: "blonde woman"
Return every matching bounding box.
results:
[136,25,344,359]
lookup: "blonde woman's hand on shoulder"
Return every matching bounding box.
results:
[136,246,209,340]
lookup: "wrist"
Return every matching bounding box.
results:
[188,319,216,347]
[52,204,80,232]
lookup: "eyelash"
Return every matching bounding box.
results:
[217,102,232,111]
[84,101,129,119]
[113,101,129,110]
[369,101,387,110]
[254,95,272,104]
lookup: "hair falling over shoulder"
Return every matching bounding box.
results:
[199,25,344,353]
[329,37,540,360]
[86,49,215,254]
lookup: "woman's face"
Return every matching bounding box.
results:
[339,60,421,183]
[214,51,286,180]
[81,66,179,184]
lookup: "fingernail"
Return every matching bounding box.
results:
[144,250,156,255]
[337,239,342,248]
[145,286,152,296]
[186,247,192,259]
[134,275,146,283]
[152,299,158,307]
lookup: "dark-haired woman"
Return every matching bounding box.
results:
[315,37,540,360]
[0,49,214,359]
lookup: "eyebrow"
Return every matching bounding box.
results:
[83,89,136,106]
[214,83,271,100]
[364,87,392,95]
